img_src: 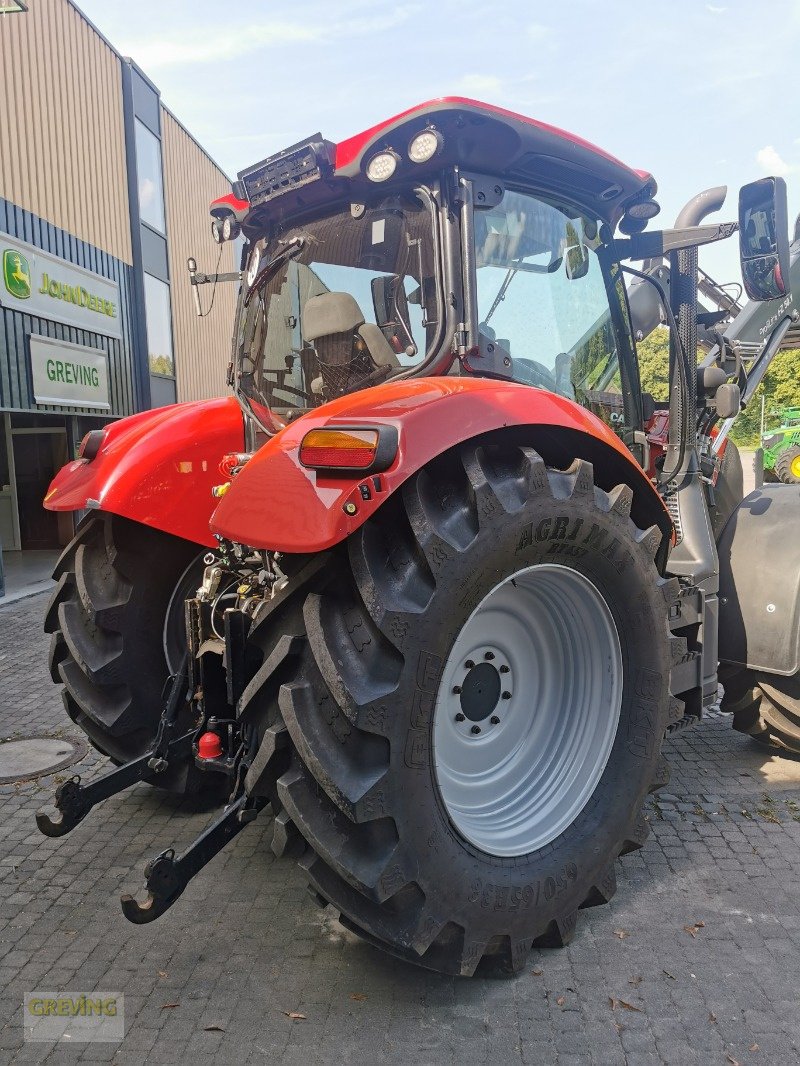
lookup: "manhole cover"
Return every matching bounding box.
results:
[0,736,87,784]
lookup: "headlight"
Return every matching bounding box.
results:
[408,129,443,164]
[366,150,400,183]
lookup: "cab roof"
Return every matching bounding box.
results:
[210,97,656,233]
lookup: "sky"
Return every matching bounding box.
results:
[76,0,800,288]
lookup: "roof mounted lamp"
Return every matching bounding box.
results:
[366,149,401,183]
[408,128,444,164]
[619,198,660,236]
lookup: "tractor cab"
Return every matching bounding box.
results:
[209,99,658,454]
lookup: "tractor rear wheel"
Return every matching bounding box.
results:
[775,445,800,485]
[44,511,209,793]
[241,443,682,975]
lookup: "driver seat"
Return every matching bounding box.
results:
[303,292,399,399]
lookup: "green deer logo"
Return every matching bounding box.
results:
[3,249,32,299]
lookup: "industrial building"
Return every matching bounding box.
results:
[0,0,237,583]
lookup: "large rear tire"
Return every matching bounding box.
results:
[240,443,683,975]
[44,511,209,793]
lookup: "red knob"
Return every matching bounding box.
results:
[198,731,223,759]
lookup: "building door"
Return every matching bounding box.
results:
[11,425,71,550]
[0,415,21,551]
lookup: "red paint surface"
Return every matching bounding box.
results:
[211,377,668,552]
[334,96,647,178]
[209,192,250,218]
[44,397,244,548]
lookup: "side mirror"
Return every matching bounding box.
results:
[565,240,590,280]
[738,177,790,301]
[715,382,740,419]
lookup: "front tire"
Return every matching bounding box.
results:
[45,512,207,792]
[726,670,800,755]
[241,443,683,975]
[775,445,800,485]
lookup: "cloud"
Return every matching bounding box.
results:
[122,24,318,68]
[120,5,420,69]
[526,23,549,41]
[458,74,502,95]
[756,145,791,176]
[706,4,727,13]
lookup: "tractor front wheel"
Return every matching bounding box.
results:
[727,671,800,755]
[241,442,682,975]
[775,445,800,485]
[45,512,209,793]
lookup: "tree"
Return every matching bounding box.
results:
[730,347,800,446]
[636,327,671,401]
[634,327,800,447]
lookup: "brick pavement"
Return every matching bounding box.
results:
[1,592,800,1064]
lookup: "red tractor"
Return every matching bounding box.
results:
[38,99,800,976]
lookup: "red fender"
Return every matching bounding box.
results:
[44,396,244,548]
[211,378,671,553]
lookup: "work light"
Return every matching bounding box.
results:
[408,128,443,164]
[222,216,241,242]
[366,150,400,183]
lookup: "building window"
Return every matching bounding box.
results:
[135,119,166,234]
[144,273,174,376]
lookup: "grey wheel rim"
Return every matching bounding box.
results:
[433,563,623,857]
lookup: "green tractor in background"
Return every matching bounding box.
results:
[762,405,800,483]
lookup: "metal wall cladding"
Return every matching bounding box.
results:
[0,197,138,418]
[161,108,239,403]
[0,0,131,265]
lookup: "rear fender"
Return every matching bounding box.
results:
[718,484,800,676]
[44,397,244,548]
[211,377,671,556]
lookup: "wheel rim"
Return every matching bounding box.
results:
[163,554,207,673]
[791,454,800,480]
[433,563,623,857]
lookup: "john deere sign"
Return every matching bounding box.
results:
[30,335,110,410]
[0,236,122,340]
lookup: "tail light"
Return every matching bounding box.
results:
[78,429,105,461]
[299,425,398,474]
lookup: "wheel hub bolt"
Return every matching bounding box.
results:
[455,712,465,722]
[452,685,462,694]
[499,664,509,674]
[465,660,475,669]
[502,691,512,700]
[490,715,500,725]
[484,651,495,660]
[471,725,481,735]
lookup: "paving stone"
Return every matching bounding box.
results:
[2,592,800,1063]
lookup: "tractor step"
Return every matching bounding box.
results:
[35,654,194,838]
[120,793,262,923]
